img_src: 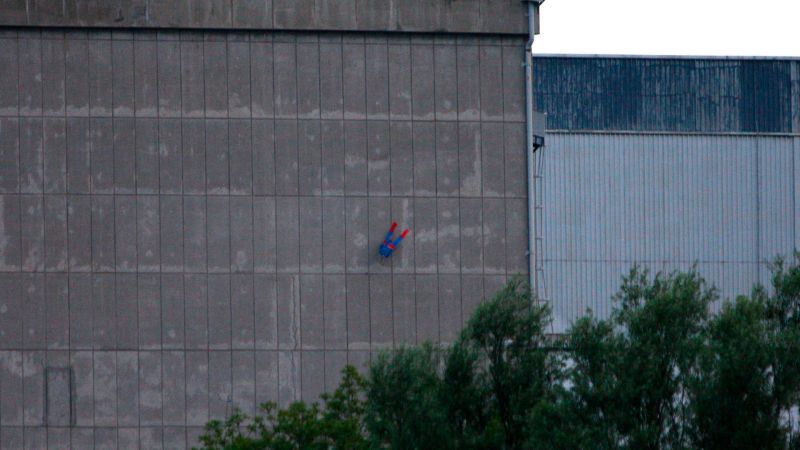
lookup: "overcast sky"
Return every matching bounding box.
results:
[533,0,800,57]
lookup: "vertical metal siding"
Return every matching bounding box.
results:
[543,133,797,332]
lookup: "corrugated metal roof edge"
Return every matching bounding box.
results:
[537,53,800,61]
[546,129,800,137]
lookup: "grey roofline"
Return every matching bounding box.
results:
[537,53,800,61]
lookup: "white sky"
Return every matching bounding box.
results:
[533,0,800,57]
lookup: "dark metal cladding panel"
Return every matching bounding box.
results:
[533,57,797,133]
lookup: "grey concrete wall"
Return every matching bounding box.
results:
[0,0,528,35]
[0,28,528,448]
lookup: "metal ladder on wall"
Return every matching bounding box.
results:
[532,144,548,307]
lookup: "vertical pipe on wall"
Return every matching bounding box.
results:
[525,1,539,299]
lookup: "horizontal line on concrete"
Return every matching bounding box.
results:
[546,129,800,138]
[0,271,504,276]
[0,348,373,352]
[0,114,526,124]
[543,259,764,264]
[0,193,528,200]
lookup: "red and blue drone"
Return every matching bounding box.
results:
[379,222,410,258]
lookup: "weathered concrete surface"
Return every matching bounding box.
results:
[0,28,528,447]
[0,0,528,34]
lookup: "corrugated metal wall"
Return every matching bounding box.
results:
[533,57,800,134]
[541,133,798,332]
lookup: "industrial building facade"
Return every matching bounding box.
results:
[0,1,534,448]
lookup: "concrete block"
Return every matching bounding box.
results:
[253,197,277,273]
[114,195,137,272]
[483,198,507,274]
[43,118,66,193]
[113,118,136,194]
[139,350,163,425]
[0,38,17,114]
[415,274,439,343]
[138,274,161,350]
[457,45,481,121]
[345,197,369,272]
[413,198,437,273]
[160,195,184,272]
[255,351,279,406]
[209,350,233,420]
[19,119,43,194]
[185,274,209,350]
[22,351,45,427]
[274,42,298,118]
[134,40,158,116]
[45,274,69,349]
[47,429,70,450]
[93,428,117,448]
[322,275,347,349]
[207,196,230,273]
[70,351,93,425]
[388,198,414,273]
[180,41,205,117]
[67,195,92,271]
[411,45,435,120]
[138,427,163,449]
[112,40,135,116]
[135,118,159,194]
[459,123,482,196]
[481,122,505,197]
[392,274,416,345]
[297,43,321,119]
[278,351,301,407]
[158,119,182,194]
[480,46,503,121]
[92,274,116,349]
[43,195,67,271]
[88,40,113,116]
[369,274,393,348]
[460,198,484,274]
[347,350,370,374]
[298,121,322,195]
[433,46,458,121]
[208,274,232,350]
[64,38,88,115]
[355,0,391,30]
[186,350,209,425]
[436,122,460,196]
[368,198,391,273]
[232,351,256,416]
[70,428,93,449]
[254,274,277,349]
[233,0,274,28]
[115,274,138,349]
[161,274,185,350]
[389,122,413,196]
[228,41,252,119]
[299,275,324,349]
[277,274,300,350]
[461,275,484,325]
[0,197,20,272]
[275,120,299,195]
[181,120,206,194]
[438,275,462,344]
[91,195,115,272]
[20,195,44,272]
[316,0,356,29]
[23,426,46,449]
[90,118,114,194]
[324,350,348,392]
[206,119,230,194]
[320,43,343,119]
[342,43,367,119]
[68,277,92,348]
[229,120,253,195]
[66,118,90,193]
[321,120,345,195]
[273,0,315,29]
[251,42,275,118]
[162,351,186,425]
[20,275,44,350]
[504,122,526,198]
[276,197,300,272]
[412,122,436,196]
[136,196,160,272]
[0,119,18,194]
[230,197,254,272]
[346,274,370,350]
[367,121,390,195]
[302,351,325,401]
[365,44,389,119]
[344,121,368,195]
[299,197,323,272]
[437,198,461,273]
[322,197,346,273]
[0,351,23,424]
[505,198,529,276]
[201,40,227,113]
[231,274,255,349]
[387,44,412,120]
[502,45,525,122]
[252,119,276,195]
[93,351,117,426]
[41,37,66,115]
[159,22,188,84]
